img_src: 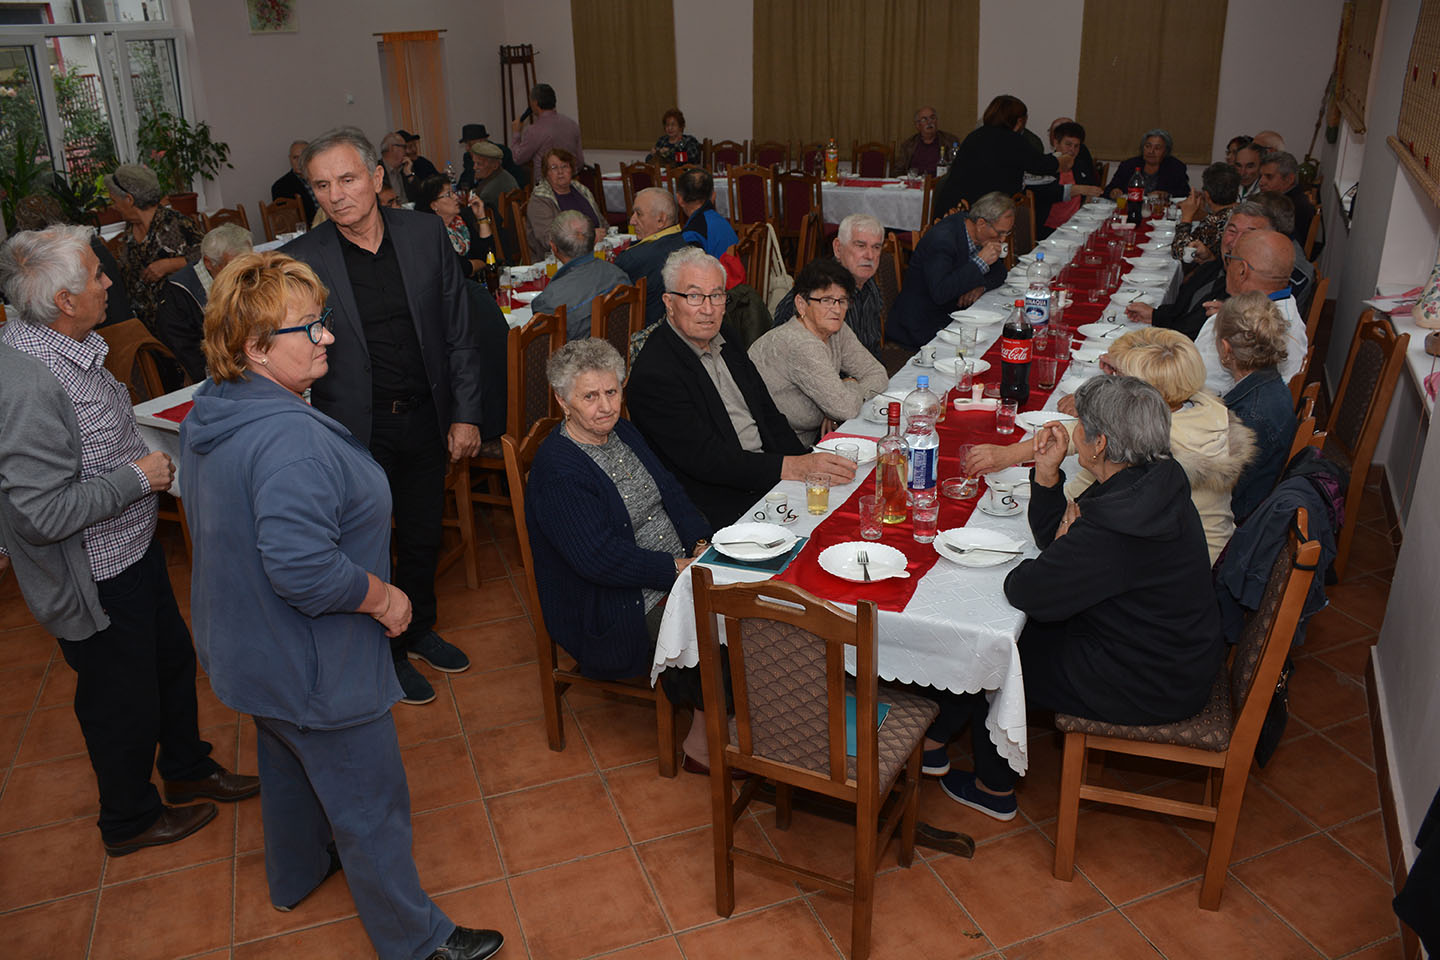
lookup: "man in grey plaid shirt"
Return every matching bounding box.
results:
[0,225,259,857]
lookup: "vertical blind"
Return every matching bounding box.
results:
[1075,0,1229,163]
[752,0,979,153]
[571,0,678,151]
[378,31,449,170]
[1390,0,1440,206]
[1338,0,1384,134]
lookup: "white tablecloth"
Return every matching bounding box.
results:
[602,176,926,232]
[134,383,200,497]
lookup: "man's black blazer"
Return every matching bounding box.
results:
[281,208,482,447]
[626,320,804,528]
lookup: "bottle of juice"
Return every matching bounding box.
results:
[824,138,839,182]
[875,402,910,524]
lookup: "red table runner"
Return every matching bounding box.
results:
[153,400,195,423]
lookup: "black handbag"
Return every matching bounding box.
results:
[1253,655,1293,768]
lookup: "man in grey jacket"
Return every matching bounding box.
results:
[531,210,629,340]
[0,225,259,857]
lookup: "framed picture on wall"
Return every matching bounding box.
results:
[247,0,298,34]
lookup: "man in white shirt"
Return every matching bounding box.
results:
[1194,230,1307,395]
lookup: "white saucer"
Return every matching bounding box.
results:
[977,498,1025,518]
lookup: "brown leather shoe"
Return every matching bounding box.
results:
[163,767,261,804]
[104,802,217,857]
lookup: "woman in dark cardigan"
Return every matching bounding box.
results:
[526,337,723,771]
[1105,127,1192,200]
[924,375,1223,821]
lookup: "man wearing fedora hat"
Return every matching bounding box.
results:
[458,122,526,191]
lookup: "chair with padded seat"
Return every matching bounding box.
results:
[590,279,647,375]
[619,161,662,216]
[1052,510,1321,910]
[1287,345,1314,406]
[1303,208,1323,261]
[98,317,181,403]
[503,418,677,779]
[691,566,937,960]
[494,187,529,264]
[726,163,775,227]
[797,142,825,177]
[731,222,766,292]
[750,140,789,171]
[772,170,822,269]
[851,140,893,178]
[1320,311,1410,580]
[794,209,823,274]
[202,204,250,233]
[259,198,305,241]
[1304,273,1329,341]
[707,139,747,172]
[574,163,621,230]
[874,233,904,331]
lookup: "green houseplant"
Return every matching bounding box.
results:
[135,110,232,203]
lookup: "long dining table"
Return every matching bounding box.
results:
[648,200,1183,776]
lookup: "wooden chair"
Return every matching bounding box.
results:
[707,139,747,172]
[798,142,825,177]
[1011,190,1037,259]
[503,421,678,779]
[1095,161,1110,190]
[726,163,775,226]
[691,567,937,960]
[1303,207,1323,261]
[1053,511,1321,910]
[471,307,567,508]
[732,222,766,290]
[494,187,529,264]
[1296,382,1318,421]
[619,161,662,215]
[664,164,704,197]
[794,209,823,274]
[874,233,904,338]
[773,170,823,268]
[436,457,480,589]
[1287,345,1314,405]
[202,204,250,232]
[590,279,647,374]
[1305,272,1329,341]
[750,140,789,171]
[1321,311,1410,580]
[506,192,534,265]
[851,140,893,178]
[574,162,622,229]
[259,198,304,241]
[98,318,180,403]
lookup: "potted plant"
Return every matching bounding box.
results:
[135,110,232,214]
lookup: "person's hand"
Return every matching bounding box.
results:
[1033,422,1069,478]
[468,195,486,219]
[1056,154,1075,173]
[1055,393,1078,416]
[1071,184,1102,198]
[510,117,523,134]
[1053,500,1081,540]
[1190,241,1215,264]
[957,286,985,308]
[1124,301,1154,324]
[1203,299,1223,317]
[447,423,482,462]
[135,450,175,492]
[400,158,413,177]
[374,584,413,638]
[1097,352,1120,376]
[977,241,1003,266]
[780,451,856,486]
[1109,188,1124,200]
[965,443,1024,476]
[1179,189,1204,222]
[140,257,182,283]
[674,556,696,576]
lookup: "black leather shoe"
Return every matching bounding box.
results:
[274,843,342,912]
[426,926,504,960]
[163,766,261,804]
[104,802,217,857]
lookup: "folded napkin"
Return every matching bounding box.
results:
[942,532,1027,551]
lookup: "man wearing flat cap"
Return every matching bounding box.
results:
[465,141,519,212]
[457,122,526,191]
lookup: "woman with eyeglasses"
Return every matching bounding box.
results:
[748,257,889,446]
[413,173,494,280]
[179,252,504,959]
[526,147,605,259]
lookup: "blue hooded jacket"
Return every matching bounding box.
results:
[180,374,402,729]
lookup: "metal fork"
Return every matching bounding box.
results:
[857,549,871,581]
[944,542,1024,557]
[715,536,787,549]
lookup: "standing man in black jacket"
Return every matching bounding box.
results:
[626,247,855,527]
[283,127,482,706]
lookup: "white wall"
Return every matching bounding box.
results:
[977,0,1083,140]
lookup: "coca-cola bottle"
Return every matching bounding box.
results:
[1126,167,1145,226]
[1000,298,1033,406]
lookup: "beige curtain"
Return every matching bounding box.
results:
[1339,0,1384,133]
[1391,0,1440,206]
[1076,0,1229,163]
[753,0,979,150]
[571,0,678,151]
[379,32,450,170]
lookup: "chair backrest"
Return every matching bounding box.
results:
[203,204,250,232]
[774,170,822,231]
[502,415,563,624]
[1287,344,1314,405]
[259,199,304,241]
[1322,310,1410,469]
[574,163,607,220]
[750,140,789,171]
[507,308,566,439]
[733,221,766,288]
[508,194,534,265]
[851,140,893,178]
[691,566,881,791]
[874,233,904,330]
[919,174,938,226]
[1303,207,1323,260]
[590,278,647,372]
[727,163,775,225]
[98,317,179,402]
[664,164,704,197]
[1226,510,1320,758]
[1011,190,1037,259]
[709,139,747,172]
[620,161,661,214]
[495,187,528,264]
[1305,273,1329,341]
[1289,415,1316,463]
[1296,379,1320,417]
[794,210,822,273]
[1095,161,1110,189]
[798,142,825,177]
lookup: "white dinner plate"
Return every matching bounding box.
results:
[815,436,879,464]
[511,290,540,303]
[1071,341,1109,362]
[933,528,1027,568]
[934,356,990,377]
[711,521,798,562]
[1126,269,1172,284]
[1014,410,1077,433]
[1076,322,1129,339]
[948,307,1008,326]
[819,541,909,582]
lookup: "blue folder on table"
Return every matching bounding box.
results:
[697,537,808,575]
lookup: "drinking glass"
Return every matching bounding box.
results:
[835,442,860,465]
[806,473,831,515]
[996,400,1018,434]
[858,495,884,540]
[1036,356,1059,390]
[1051,331,1072,363]
[912,500,940,543]
[956,359,975,395]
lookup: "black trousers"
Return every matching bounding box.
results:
[58,537,217,843]
[368,396,447,660]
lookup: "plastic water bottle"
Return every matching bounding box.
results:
[1024,251,1052,345]
[902,375,941,505]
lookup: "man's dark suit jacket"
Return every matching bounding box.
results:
[626,320,804,528]
[270,170,317,223]
[280,208,482,447]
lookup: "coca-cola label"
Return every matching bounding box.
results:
[1000,338,1032,363]
[1127,185,1144,203]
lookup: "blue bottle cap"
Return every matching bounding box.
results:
[916,375,929,388]
[1035,251,1045,261]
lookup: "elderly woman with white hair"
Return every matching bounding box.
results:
[1105,127,1191,201]
[155,222,254,381]
[925,375,1225,821]
[526,337,727,771]
[1215,291,1295,521]
[106,162,204,330]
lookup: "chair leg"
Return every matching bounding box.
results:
[655,681,677,778]
[453,464,479,591]
[1199,765,1249,910]
[534,644,565,753]
[711,759,737,918]
[176,499,193,561]
[897,749,922,868]
[1053,733,1086,881]
[851,799,878,960]
[774,782,793,830]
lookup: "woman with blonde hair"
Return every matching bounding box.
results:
[1214,291,1295,521]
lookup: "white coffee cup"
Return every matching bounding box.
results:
[915,344,937,366]
[755,492,792,524]
[1181,245,1197,264]
[986,480,1029,512]
[998,242,1009,258]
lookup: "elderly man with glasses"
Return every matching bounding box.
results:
[627,247,857,527]
[886,191,1014,349]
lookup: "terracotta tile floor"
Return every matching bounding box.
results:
[0,489,1408,959]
